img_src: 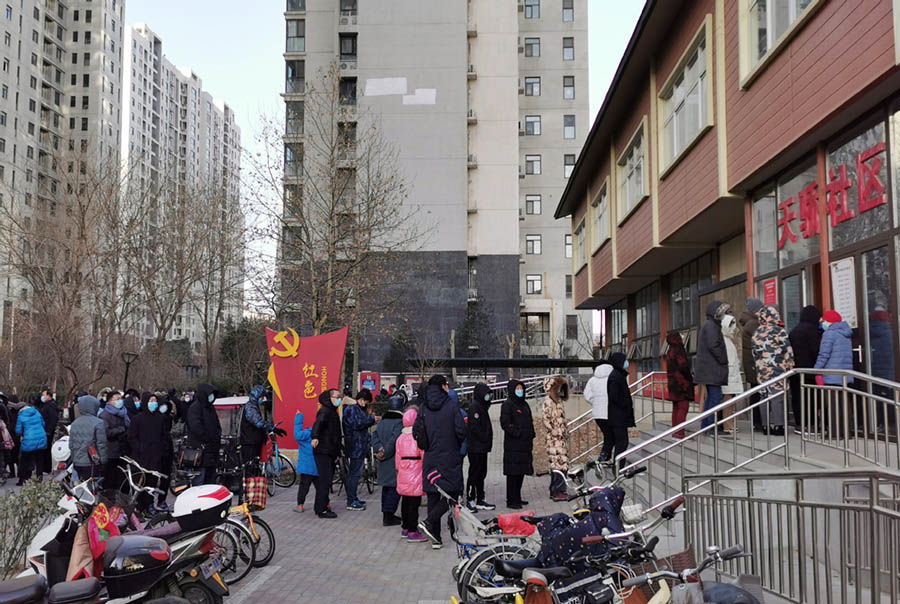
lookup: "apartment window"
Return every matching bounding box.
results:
[1,58,7,72]
[618,126,646,215]
[564,154,576,178]
[27,122,34,135]
[566,315,578,340]
[339,77,357,105]
[72,52,78,64]
[32,7,37,19]
[31,30,37,43]
[28,99,35,112]
[574,221,586,267]
[4,6,10,20]
[285,101,303,135]
[748,0,819,69]
[563,0,574,22]
[525,154,541,175]
[525,194,541,215]
[524,0,540,19]
[524,37,540,57]
[0,85,6,98]
[524,115,541,136]
[82,74,89,87]
[84,9,91,23]
[29,76,36,89]
[25,146,32,159]
[520,313,550,347]
[0,112,6,126]
[591,184,609,249]
[286,20,305,52]
[563,115,575,139]
[286,59,305,93]
[287,0,306,10]
[81,117,88,131]
[661,34,708,168]
[30,53,37,66]
[563,76,575,100]
[525,274,543,295]
[70,73,76,86]
[340,0,357,12]
[339,33,357,60]
[73,9,79,20]
[524,77,540,96]
[563,37,574,60]
[0,139,4,153]
[525,234,542,255]
[83,52,90,66]
[564,234,572,258]
[565,274,573,298]
[82,96,88,110]
[84,31,91,44]
[2,32,7,46]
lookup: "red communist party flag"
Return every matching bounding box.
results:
[266,326,349,449]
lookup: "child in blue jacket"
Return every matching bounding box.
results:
[294,411,319,512]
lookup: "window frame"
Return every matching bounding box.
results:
[524,0,540,19]
[738,0,825,89]
[562,0,574,22]
[563,114,575,140]
[658,17,714,177]
[591,179,610,253]
[564,154,576,178]
[525,274,543,295]
[525,154,542,175]
[616,116,650,224]
[563,75,575,100]
[525,233,542,255]
[564,233,572,259]
[524,76,541,97]
[524,37,540,57]
[286,19,305,53]
[524,115,541,136]
[574,219,587,270]
[525,194,541,215]
[562,37,574,61]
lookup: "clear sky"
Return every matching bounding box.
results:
[125,0,645,147]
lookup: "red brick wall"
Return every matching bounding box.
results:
[574,266,589,307]
[614,86,651,153]
[657,0,720,240]
[725,0,897,187]
[591,242,614,294]
[617,200,654,271]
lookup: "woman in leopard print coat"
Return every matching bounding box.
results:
[542,375,570,501]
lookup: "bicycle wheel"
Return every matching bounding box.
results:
[364,458,376,494]
[457,542,535,602]
[266,473,276,497]
[240,514,276,568]
[270,454,295,488]
[215,519,256,586]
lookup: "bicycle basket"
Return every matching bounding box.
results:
[631,547,696,600]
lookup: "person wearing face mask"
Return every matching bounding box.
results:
[342,388,377,511]
[178,391,194,428]
[542,376,571,502]
[603,353,636,469]
[720,314,743,435]
[500,379,535,510]
[68,395,108,482]
[37,388,58,476]
[186,383,222,485]
[128,392,166,510]
[240,385,285,466]
[124,389,141,419]
[156,392,175,507]
[100,391,129,491]
[465,383,495,511]
[814,309,853,436]
[311,388,344,518]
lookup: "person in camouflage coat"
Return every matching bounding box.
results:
[541,375,570,501]
[752,305,795,435]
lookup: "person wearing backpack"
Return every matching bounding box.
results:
[68,395,108,481]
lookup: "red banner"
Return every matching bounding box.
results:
[266,326,348,449]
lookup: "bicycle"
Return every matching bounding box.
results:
[229,501,276,568]
[262,426,295,496]
[362,445,377,494]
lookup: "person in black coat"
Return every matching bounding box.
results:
[500,379,535,510]
[604,352,635,469]
[128,392,166,510]
[311,388,344,518]
[100,391,130,492]
[186,384,222,485]
[124,389,141,419]
[466,383,494,510]
[412,374,466,548]
[695,301,729,429]
[788,305,822,430]
[38,388,58,476]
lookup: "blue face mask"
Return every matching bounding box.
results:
[148,401,159,412]
[135,400,141,409]
[484,393,491,402]
[623,360,630,370]
[160,405,168,414]
[208,394,215,403]
[515,389,524,398]
[113,399,124,409]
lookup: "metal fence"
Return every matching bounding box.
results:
[683,468,900,604]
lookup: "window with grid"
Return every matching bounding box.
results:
[525,154,541,175]
[575,222,586,267]
[524,37,540,57]
[563,37,574,60]
[563,76,575,99]
[286,60,305,94]
[339,77,357,105]
[633,282,661,372]
[286,20,305,52]
[524,0,540,19]
[524,77,540,96]
[525,234,542,255]
[525,274,543,295]
[669,251,717,331]
[748,0,817,68]
[563,115,575,139]
[607,299,628,351]
[525,115,541,136]
[591,185,608,249]
[565,275,572,298]
[339,33,357,60]
[520,313,550,346]
[525,194,541,215]
[661,34,707,167]
[563,0,574,21]
[564,154,575,178]
[618,129,645,214]
[564,234,572,259]
[285,101,304,135]
[566,315,578,340]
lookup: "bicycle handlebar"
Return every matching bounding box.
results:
[120,456,168,480]
[622,543,747,587]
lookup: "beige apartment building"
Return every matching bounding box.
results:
[282,0,590,369]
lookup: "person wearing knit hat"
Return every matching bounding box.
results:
[746,298,764,315]
[739,298,765,431]
[821,310,842,325]
[814,309,854,436]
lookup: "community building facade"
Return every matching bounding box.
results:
[556,0,900,385]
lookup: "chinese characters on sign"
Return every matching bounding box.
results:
[763,278,778,306]
[777,143,886,250]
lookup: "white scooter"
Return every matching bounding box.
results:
[50,426,70,473]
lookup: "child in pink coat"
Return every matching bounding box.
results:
[396,408,427,542]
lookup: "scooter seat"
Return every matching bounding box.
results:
[0,575,47,604]
[493,557,540,578]
[47,578,101,604]
[526,566,573,583]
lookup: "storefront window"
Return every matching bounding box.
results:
[827,121,888,250]
[752,190,777,275]
[633,283,661,372]
[607,299,627,352]
[777,162,818,269]
[669,252,717,331]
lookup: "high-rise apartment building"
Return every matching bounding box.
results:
[122,23,243,351]
[281,0,590,369]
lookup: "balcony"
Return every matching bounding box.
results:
[285,78,305,95]
[286,0,305,12]
[284,162,303,179]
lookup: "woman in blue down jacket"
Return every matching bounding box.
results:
[15,397,46,484]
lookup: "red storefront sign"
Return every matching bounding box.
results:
[266,326,349,448]
[763,278,778,306]
[777,142,886,249]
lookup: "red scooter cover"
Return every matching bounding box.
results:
[497,510,536,536]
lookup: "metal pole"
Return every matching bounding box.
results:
[123,360,131,392]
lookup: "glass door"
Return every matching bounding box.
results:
[861,245,896,385]
[781,270,807,332]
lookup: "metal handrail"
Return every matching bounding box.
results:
[566,371,665,429]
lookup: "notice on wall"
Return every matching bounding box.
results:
[830,257,858,328]
[763,278,778,306]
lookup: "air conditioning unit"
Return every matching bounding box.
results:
[518,3,524,12]
[467,288,478,302]
[468,64,475,73]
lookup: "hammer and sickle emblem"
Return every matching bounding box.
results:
[269,328,300,358]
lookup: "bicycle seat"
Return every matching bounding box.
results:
[0,575,47,604]
[525,567,573,583]
[520,515,548,525]
[493,557,540,578]
[47,578,101,604]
